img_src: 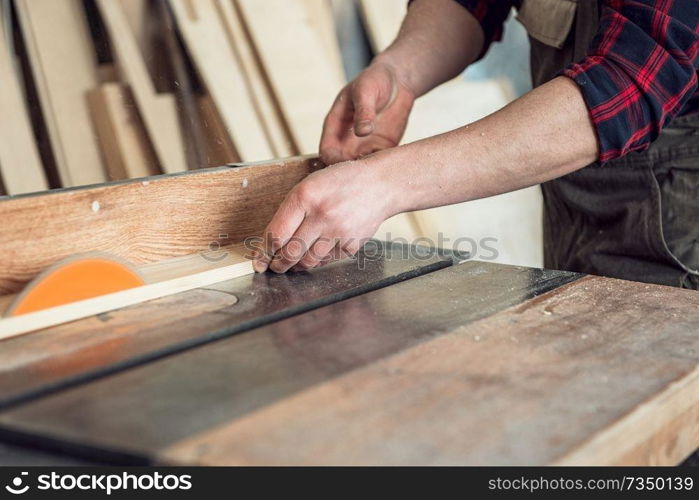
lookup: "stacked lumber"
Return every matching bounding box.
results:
[0,0,345,194]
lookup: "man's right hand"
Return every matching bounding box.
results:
[319,61,415,165]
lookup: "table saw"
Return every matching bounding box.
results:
[0,156,698,466]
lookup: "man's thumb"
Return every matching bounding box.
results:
[352,85,378,137]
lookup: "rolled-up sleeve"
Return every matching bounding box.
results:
[563,1,699,162]
[450,1,515,59]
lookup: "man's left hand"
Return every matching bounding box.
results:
[252,158,396,273]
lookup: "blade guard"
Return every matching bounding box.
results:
[5,255,145,317]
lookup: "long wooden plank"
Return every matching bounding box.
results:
[0,251,253,340]
[96,0,187,174]
[15,0,106,187]
[158,275,699,465]
[214,0,294,158]
[87,83,160,180]
[358,0,406,53]
[197,95,240,167]
[302,0,345,79]
[169,0,272,162]
[237,0,345,154]
[0,11,47,194]
[0,156,321,295]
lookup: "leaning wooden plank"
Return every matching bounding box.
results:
[118,0,150,60]
[215,0,294,158]
[158,0,208,170]
[87,83,160,180]
[197,95,240,167]
[0,156,322,295]
[0,256,253,340]
[0,12,47,194]
[168,0,272,162]
[119,0,171,93]
[96,0,187,174]
[236,0,345,154]
[358,0,406,53]
[302,0,345,80]
[15,0,106,186]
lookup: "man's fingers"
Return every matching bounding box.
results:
[294,237,338,270]
[311,240,359,269]
[253,198,305,272]
[269,222,320,273]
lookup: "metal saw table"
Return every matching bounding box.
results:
[1,157,698,466]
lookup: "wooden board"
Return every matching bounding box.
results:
[215,0,294,158]
[15,0,106,187]
[0,12,47,194]
[169,0,273,162]
[118,0,149,61]
[302,0,345,79]
[197,95,240,167]
[0,248,253,340]
[0,156,322,295]
[236,0,345,154]
[87,83,160,180]
[358,0,406,53]
[96,0,187,174]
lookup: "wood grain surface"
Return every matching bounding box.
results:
[159,275,699,465]
[0,156,321,295]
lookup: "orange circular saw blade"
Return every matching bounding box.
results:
[5,254,146,317]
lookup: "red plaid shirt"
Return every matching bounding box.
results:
[452,0,699,162]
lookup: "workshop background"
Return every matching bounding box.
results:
[0,0,539,267]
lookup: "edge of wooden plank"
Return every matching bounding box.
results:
[0,12,47,194]
[553,364,699,466]
[169,0,273,162]
[15,0,106,186]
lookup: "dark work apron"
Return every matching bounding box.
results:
[522,0,699,289]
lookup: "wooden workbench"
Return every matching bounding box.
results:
[0,157,698,466]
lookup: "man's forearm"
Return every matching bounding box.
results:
[373,76,600,214]
[376,0,485,98]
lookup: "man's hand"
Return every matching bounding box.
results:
[252,159,395,273]
[319,61,415,165]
